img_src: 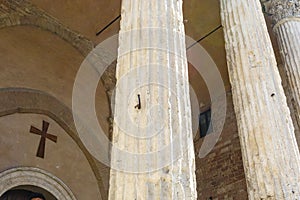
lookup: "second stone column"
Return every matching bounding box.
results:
[220,0,300,199]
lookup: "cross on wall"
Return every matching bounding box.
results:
[29,120,57,158]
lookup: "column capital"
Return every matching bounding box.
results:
[263,0,300,25]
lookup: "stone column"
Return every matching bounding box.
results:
[108,0,197,199]
[264,0,300,145]
[220,0,300,199]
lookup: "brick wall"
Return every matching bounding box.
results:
[194,92,248,200]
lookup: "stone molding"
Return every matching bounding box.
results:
[0,167,76,200]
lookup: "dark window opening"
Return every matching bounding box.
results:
[199,108,212,138]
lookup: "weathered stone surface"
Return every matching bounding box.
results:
[266,0,300,148]
[275,22,300,144]
[108,0,197,199]
[263,0,300,26]
[101,60,117,139]
[220,0,300,199]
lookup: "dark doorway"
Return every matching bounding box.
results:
[0,185,56,200]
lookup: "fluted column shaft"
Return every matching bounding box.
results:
[108,0,197,199]
[220,0,300,199]
[266,0,300,145]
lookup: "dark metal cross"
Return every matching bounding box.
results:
[30,120,57,158]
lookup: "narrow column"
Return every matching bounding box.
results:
[220,0,300,199]
[264,0,300,145]
[108,0,197,199]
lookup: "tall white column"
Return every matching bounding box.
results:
[264,0,300,145]
[220,0,300,199]
[108,0,197,199]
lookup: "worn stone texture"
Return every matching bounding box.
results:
[264,14,300,150]
[100,60,117,140]
[264,0,300,25]
[108,0,197,199]
[221,0,300,199]
[264,0,300,149]
[274,21,300,147]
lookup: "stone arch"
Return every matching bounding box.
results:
[0,0,94,56]
[0,167,76,200]
[0,87,108,200]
